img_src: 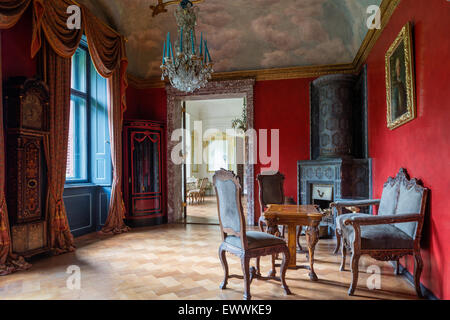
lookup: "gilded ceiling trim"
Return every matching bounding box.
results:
[127,0,401,89]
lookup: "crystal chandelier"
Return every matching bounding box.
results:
[161,0,213,93]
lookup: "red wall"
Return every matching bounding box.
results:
[253,79,312,219]
[366,0,450,299]
[125,86,167,122]
[125,78,313,225]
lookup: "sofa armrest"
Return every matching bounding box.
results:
[330,199,381,208]
[343,213,421,226]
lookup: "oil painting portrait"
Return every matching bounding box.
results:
[385,22,416,130]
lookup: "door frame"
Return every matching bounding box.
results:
[165,79,256,225]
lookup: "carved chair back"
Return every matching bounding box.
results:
[199,178,208,191]
[257,172,286,214]
[213,169,247,250]
[379,168,428,241]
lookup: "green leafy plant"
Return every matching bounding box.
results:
[231,99,247,131]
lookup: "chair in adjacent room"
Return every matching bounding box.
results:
[213,169,291,300]
[333,168,428,297]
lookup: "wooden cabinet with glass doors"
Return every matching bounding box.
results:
[123,120,166,227]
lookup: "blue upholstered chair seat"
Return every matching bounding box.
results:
[341,223,414,250]
[225,231,285,249]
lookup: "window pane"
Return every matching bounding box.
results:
[208,140,228,172]
[71,48,87,93]
[66,95,88,181]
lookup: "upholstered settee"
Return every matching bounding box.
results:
[330,168,428,297]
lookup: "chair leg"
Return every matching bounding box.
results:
[296,226,303,251]
[334,228,341,254]
[340,242,347,271]
[240,255,251,300]
[268,254,276,278]
[414,251,424,298]
[218,245,229,290]
[280,248,291,295]
[348,252,360,296]
[255,257,261,276]
[395,259,400,275]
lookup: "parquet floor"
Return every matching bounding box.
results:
[186,196,220,224]
[186,196,248,225]
[0,223,418,300]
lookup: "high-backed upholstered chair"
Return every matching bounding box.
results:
[257,172,302,249]
[213,169,291,300]
[333,168,428,297]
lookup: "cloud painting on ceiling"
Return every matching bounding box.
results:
[78,0,382,79]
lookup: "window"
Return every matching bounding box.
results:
[207,139,229,172]
[67,45,88,181]
[66,37,112,185]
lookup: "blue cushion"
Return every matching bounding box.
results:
[378,180,400,216]
[342,224,413,250]
[394,182,423,238]
[225,231,285,249]
[215,179,241,233]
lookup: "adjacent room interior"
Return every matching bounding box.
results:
[0,0,449,301]
[184,98,246,225]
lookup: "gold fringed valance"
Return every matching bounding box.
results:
[0,0,31,29]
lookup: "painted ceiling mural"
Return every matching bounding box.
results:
[78,0,382,79]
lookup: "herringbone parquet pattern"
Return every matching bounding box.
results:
[0,224,418,300]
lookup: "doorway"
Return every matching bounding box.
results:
[182,98,246,225]
[165,79,255,225]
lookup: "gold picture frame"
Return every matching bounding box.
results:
[385,22,416,130]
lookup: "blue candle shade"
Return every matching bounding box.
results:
[206,46,211,63]
[199,32,203,56]
[166,32,171,57]
[191,30,195,54]
[204,40,207,63]
[180,27,183,52]
[170,41,174,60]
[162,41,166,64]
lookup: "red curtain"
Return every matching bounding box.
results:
[0,0,129,272]
[0,30,32,275]
[41,41,76,254]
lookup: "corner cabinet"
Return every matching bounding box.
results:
[123,120,166,227]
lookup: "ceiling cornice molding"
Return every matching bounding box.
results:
[127,0,400,89]
[352,0,401,72]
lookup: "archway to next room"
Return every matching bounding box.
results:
[165,79,255,226]
[183,98,247,225]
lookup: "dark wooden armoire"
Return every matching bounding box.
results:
[4,77,50,257]
[123,120,166,227]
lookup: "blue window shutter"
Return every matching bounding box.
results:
[90,61,112,186]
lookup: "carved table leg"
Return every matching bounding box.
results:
[287,224,297,268]
[219,244,229,289]
[306,223,319,281]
